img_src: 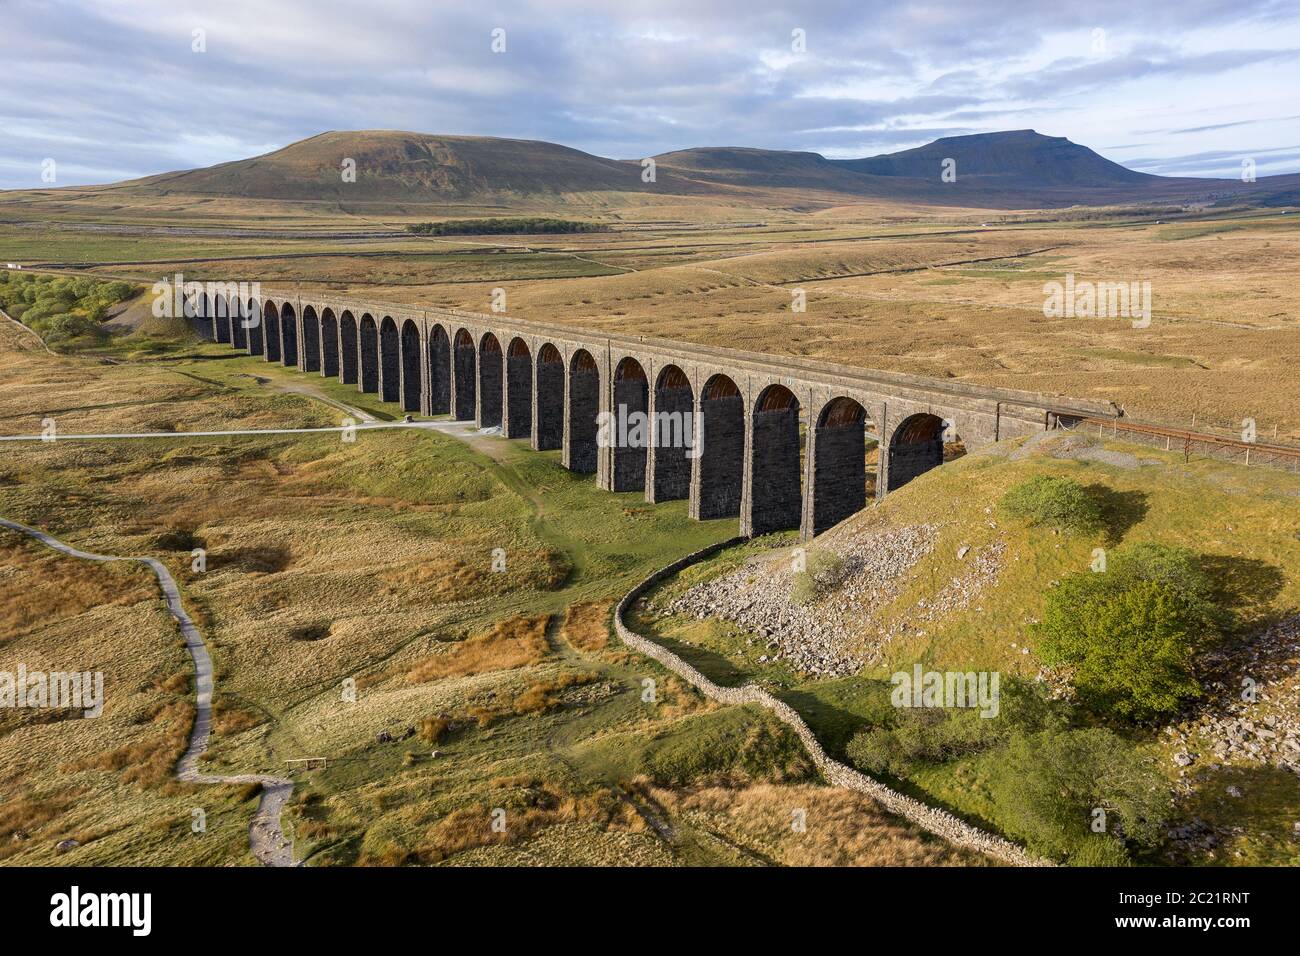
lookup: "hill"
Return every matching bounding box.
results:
[117,130,704,202]
[19,128,1300,211]
[838,129,1154,186]
[640,430,1300,864]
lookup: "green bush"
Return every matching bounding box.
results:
[790,550,845,606]
[0,274,136,348]
[846,707,1001,777]
[988,727,1169,864]
[1037,544,1219,721]
[845,678,1061,778]
[1000,474,1104,534]
[30,312,105,343]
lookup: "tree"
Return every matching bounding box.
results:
[1036,544,1219,721]
[989,727,1169,863]
[1000,474,1104,534]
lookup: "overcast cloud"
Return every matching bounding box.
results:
[2,0,1299,188]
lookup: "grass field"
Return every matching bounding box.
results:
[3,189,1294,437]
[3,180,1297,867]
[0,318,985,866]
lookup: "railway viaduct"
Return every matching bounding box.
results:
[191,288,1119,540]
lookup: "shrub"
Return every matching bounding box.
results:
[845,678,1061,778]
[790,551,846,606]
[1037,544,1219,721]
[846,707,1002,778]
[1000,475,1104,534]
[988,727,1169,864]
[406,218,607,236]
[31,312,105,344]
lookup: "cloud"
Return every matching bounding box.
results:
[2,0,1299,187]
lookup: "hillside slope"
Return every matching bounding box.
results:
[641,431,1300,864]
[119,130,704,201]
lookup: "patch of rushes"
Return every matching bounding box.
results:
[400,614,551,685]
[562,601,612,652]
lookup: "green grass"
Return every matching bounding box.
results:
[630,433,1300,864]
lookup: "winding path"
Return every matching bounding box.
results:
[2,375,1039,865]
[0,517,298,867]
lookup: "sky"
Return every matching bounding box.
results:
[3,0,1299,189]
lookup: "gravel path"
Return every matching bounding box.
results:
[0,517,298,867]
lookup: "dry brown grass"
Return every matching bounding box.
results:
[401,615,550,685]
[67,697,194,790]
[511,671,599,716]
[562,601,611,652]
[0,539,156,638]
[212,696,264,735]
[417,715,450,744]
[382,558,486,597]
[360,780,639,865]
[0,790,85,861]
[645,781,989,866]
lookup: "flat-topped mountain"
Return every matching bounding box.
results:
[838,130,1155,186]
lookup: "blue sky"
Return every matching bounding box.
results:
[2,0,1299,189]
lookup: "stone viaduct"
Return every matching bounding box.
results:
[190,287,1119,540]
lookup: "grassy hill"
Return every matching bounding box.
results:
[637,431,1300,865]
[115,130,706,202]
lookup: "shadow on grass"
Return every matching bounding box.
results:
[213,543,293,573]
[1161,763,1300,865]
[650,633,753,687]
[1084,484,1149,544]
[1200,553,1286,628]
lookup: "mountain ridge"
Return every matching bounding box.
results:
[41,128,1300,210]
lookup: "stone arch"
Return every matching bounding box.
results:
[478,332,503,428]
[339,310,358,384]
[453,328,476,420]
[196,291,214,341]
[567,348,599,474]
[748,384,802,535]
[379,316,399,402]
[280,303,298,366]
[262,301,281,362]
[505,337,532,439]
[300,306,320,371]
[245,298,262,354]
[808,397,874,536]
[611,357,649,492]
[320,309,338,377]
[887,413,959,492]
[534,343,564,450]
[213,293,231,344]
[359,313,378,393]
[651,364,693,502]
[428,325,451,415]
[400,319,421,412]
[691,373,744,520]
